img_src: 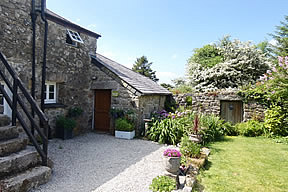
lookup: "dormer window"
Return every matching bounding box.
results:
[66,29,84,46]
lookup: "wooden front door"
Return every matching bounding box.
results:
[220,101,243,124]
[94,90,111,132]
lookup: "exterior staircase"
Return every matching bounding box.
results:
[0,115,51,192]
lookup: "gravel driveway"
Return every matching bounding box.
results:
[32,133,167,192]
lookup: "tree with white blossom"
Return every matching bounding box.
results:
[187,37,271,91]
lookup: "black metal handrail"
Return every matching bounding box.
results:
[0,51,49,166]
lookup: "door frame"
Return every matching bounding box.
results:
[93,89,112,133]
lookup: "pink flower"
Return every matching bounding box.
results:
[163,149,181,157]
[278,56,283,64]
[285,56,288,65]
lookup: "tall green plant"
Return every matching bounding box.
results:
[199,114,224,144]
[147,118,185,145]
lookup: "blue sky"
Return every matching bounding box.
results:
[47,0,288,84]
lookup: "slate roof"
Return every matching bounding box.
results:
[91,54,171,96]
[46,9,101,39]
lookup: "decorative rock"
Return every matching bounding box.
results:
[185,175,196,187]
[201,147,210,156]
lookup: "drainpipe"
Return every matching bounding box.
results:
[31,0,37,135]
[39,0,51,138]
[40,0,47,113]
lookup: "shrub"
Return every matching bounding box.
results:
[185,96,193,106]
[264,105,288,136]
[56,115,76,131]
[68,107,83,118]
[147,118,185,145]
[239,56,288,136]
[115,118,134,132]
[199,114,225,144]
[150,176,176,192]
[180,136,201,158]
[222,121,239,136]
[236,120,264,137]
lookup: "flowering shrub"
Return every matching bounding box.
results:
[187,38,271,91]
[239,56,288,136]
[163,149,181,157]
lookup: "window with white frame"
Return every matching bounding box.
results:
[44,82,56,104]
[66,29,84,46]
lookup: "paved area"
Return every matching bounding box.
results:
[32,133,166,192]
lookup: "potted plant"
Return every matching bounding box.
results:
[55,115,76,140]
[115,118,135,139]
[163,148,181,174]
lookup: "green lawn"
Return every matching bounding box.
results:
[197,136,288,192]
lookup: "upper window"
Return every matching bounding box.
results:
[44,82,56,104]
[66,29,84,45]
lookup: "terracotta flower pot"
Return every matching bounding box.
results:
[164,156,181,174]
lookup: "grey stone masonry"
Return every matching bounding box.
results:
[174,90,265,122]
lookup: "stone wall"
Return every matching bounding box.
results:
[0,0,97,134]
[174,91,265,122]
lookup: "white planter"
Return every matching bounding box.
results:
[115,130,135,140]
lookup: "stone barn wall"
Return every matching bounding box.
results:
[0,0,98,134]
[174,91,265,122]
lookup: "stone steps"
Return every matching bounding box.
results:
[0,116,52,191]
[0,147,40,179]
[0,115,11,127]
[0,137,28,157]
[0,126,19,141]
[0,166,51,192]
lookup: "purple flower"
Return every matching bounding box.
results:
[278,56,283,64]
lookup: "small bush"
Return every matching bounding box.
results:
[56,115,76,131]
[264,104,288,136]
[147,118,185,145]
[236,120,264,137]
[68,107,83,118]
[115,118,134,132]
[180,136,201,158]
[222,121,239,136]
[185,96,193,106]
[150,176,176,192]
[200,114,224,144]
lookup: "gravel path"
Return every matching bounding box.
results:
[32,133,167,192]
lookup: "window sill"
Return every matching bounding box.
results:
[44,103,66,109]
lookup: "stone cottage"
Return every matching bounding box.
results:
[0,0,171,136]
[0,0,171,190]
